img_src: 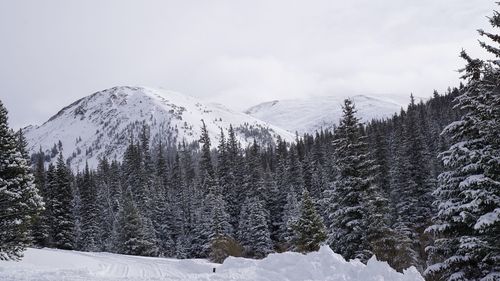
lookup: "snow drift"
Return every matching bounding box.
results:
[0,246,424,281]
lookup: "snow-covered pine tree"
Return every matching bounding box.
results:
[244,139,265,200]
[44,163,57,247]
[224,125,244,230]
[31,148,50,247]
[122,140,142,205]
[386,111,422,269]
[279,192,300,248]
[96,158,122,251]
[209,191,233,239]
[310,164,327,201]
[363,180,403,271]
[138,124,155,217]
[403,95,434,262]
[190,122,222,258]
[270,137,289,242]
[141,216,160,257]
[113,189,158,256]
[325,99,376,263]
[77,163,100,251]
[47,152,75,250]
[169,152,188,257]
[199,120,215,182]
[261,165,281,245]
[151,177,175,257]
[14,129,30,161]
[292,189,326,253]
[238,197,273,258]
[189,189,213,258]
[208,190,235,262]
[0,100,43,260]
[286,144,305,195]
[425,7,500,280]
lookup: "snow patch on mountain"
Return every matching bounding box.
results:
[245,95,405,134]
[24,86,294,170]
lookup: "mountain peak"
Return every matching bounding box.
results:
[246,95,404,134]
[25,86,294,170]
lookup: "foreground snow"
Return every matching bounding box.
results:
[0,246,423,281]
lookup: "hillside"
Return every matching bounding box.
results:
[245,95,404,134]
[24,86,294,170]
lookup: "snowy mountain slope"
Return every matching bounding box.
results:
[245,95,405,134]
[24,86,295,170]
[0,246,424,281]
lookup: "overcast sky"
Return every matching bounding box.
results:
[0,0,495,129]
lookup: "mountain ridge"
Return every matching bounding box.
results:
[245,94,405,134]
[24,86,295,170]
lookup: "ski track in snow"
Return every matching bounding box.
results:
[0,246,424,281]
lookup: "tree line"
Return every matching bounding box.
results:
[19,84,464,270]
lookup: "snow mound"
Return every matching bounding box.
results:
[0,246,423,281]
[218,245,423,281]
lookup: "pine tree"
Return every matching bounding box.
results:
[96,158,122,251]
[199,120,214,181]
[113,190,158,256]
[292,190,326,253]
[224,125,244,231]
[169,152,187,248]
[425,7,500,280]
[285,144,304,195]
[279,192,300,246]
[0,100,43,260]
[209,191,233,240]
[78,163,100,251]
[325,99,376,263]
[208,191,234,262]
[244,139,265,199]
[50,153,75,250]
[31,149,50,247]
[189,193,213,258]
[238,197,273,258]
[138,124,155,217]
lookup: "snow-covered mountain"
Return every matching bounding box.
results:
[24,86,294,170]
[245,95,405,134]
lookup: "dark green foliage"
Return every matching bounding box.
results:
[31,149,50,247]
[425,7,500,280]
[292,190,326,253]
[238,197,273,258]
[77,163,100,251]
[113,190,158,256]
[44,153,76,250]
[325,99,378,262]
[0,100,43,260]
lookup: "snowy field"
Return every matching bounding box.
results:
[0,246,423,281]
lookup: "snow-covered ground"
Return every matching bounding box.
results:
[0,246,423,281]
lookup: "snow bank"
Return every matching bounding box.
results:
[0,246,423,281]
[218,246,423,281]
